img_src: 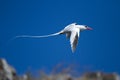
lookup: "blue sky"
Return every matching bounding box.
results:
[0,0,120,74]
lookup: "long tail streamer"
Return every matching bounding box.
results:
[13,32,61,40]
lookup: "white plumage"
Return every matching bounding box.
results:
[14,23,92,52]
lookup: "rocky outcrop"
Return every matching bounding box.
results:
[0,58,119,80]
[0,58,16,80]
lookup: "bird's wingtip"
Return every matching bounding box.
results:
[71,48,76,53]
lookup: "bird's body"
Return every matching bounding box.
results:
[14,23,92,53]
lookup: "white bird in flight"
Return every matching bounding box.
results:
[14,23,92,52]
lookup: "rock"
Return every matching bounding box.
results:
[0,58,16,80]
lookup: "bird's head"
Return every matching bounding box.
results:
[77,25,93,31]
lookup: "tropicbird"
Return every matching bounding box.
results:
[14,23,92,52]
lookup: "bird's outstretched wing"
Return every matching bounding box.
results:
[70,31,80,53]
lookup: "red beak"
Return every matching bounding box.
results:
[87,27,93,30]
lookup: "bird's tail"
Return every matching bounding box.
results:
[5,31,64,45]
[16,33,59,38]
[12,31,63,40]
